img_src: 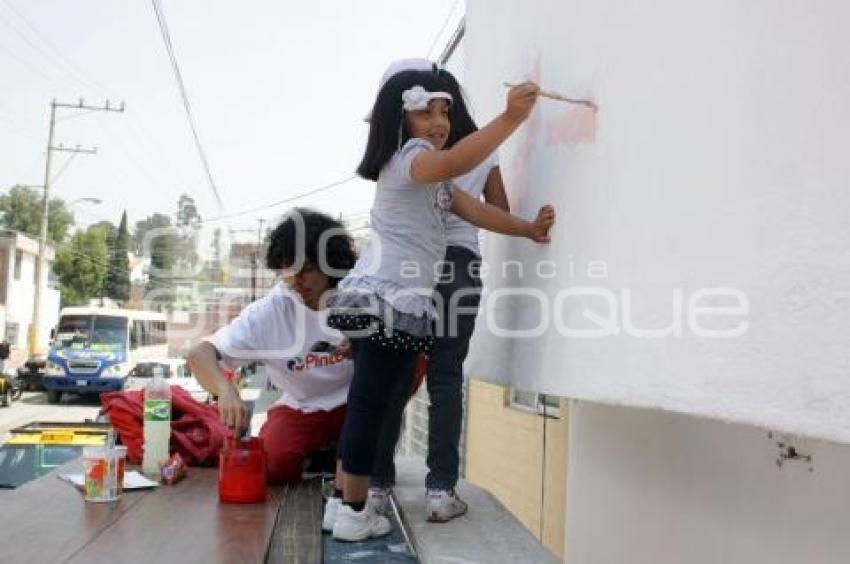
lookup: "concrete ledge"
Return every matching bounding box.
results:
[392,456,559,564]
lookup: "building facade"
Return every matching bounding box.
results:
[393,3,850,562]
[0,230,60,367]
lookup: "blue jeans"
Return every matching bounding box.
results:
[372,246,481,489]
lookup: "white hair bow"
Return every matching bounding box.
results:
[401,85,453,112]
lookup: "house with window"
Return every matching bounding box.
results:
[396,3,850,562]
[0,230,60,366]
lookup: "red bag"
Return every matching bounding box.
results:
[100,385,231,466]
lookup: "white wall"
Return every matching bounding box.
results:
[5,251,60,351]
[566,401,850,564]
[463,0,850,442]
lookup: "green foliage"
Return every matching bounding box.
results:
[140,213,179,312]
[131,194,204,312]
[104,211,130,302]
[132,212,172,255]
[201,227,225,283]
[0,185,75,243]
[176,193,201,228]
[53,226,109,307]
[89,220,117,248]
[174,193,201,270]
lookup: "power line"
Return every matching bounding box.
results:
[196,175,358,225]
[0,3,197,201]
[5,1,203,198]
[0,116,43,141]
[0,0,110,96]
[0,33,71,93]
[150,0,226,216]
[425,0,462,60]
[49,152,78,185]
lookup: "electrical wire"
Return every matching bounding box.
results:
[49,152,77,185]
[195,175,358,225]
[150,0,226,216]
[1,0,109,96]
[3,1,202,200]
[425,0,461,59]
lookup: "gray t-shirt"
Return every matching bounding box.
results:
[339,138,453,319]
[445,152,500,256]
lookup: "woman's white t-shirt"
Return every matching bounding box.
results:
[209,283,352,413]
[445,152,500,256]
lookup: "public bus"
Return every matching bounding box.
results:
[42,307,168,403]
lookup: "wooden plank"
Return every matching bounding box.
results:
[265,478,323,563]
[66,467,286,564]
[0,459,152,564]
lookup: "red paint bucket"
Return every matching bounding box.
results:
[218,437,267,504]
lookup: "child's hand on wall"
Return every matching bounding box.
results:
[526,205,556,243]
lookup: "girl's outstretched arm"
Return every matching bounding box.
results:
[450,188,555,243]
[410,82,539,184]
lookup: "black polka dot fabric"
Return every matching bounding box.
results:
[327,312,433,354]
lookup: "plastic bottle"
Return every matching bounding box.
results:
[142,366,171,478]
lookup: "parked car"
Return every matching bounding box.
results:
[124,359,209,403]
[17,353,47,391]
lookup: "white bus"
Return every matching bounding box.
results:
[43,307,168,403]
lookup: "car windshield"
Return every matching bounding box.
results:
[132,362,176,378]
[56,315,127,352]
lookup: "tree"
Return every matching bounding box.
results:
[199,227,225,283]
[89,220,117,250]
[104,211,130,302]
[176,193,201,228]
[132,213,172,255]
[134,195,202,312]
[53,226,109,307]
[137,213,179,312]
[0,185,75,243]
[174,193,201,270]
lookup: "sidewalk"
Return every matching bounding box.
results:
[393,456,559,564]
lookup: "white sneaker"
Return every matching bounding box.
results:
[332,502,392,542]
[367,487,392,516]
[322,496,342,533]
[426,488,468,523]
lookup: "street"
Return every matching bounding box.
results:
[0,390,101,444]
[0,368,275,446]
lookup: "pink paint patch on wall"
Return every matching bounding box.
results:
[545,104,597,146]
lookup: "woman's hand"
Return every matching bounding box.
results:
[526,205,556,243]
[216,381,247,433]
[335,338,353,359]
[505,81,540,124]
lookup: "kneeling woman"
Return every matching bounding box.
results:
[188,208,356,484]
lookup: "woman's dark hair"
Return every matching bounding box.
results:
[437,68,479,148]
[357,69,452,181]
[265,208,356,287]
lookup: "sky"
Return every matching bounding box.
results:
[0,0,464,253]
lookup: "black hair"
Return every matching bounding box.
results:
[437,68,479,148]
[357,69,453,181]
[265,208,356,287]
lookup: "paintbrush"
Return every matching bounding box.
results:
[504,82,598,111]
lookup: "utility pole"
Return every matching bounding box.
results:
[250,249,256,303]
[29,98,124,356]
[256,218,265,248]
[250,218,265,303]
